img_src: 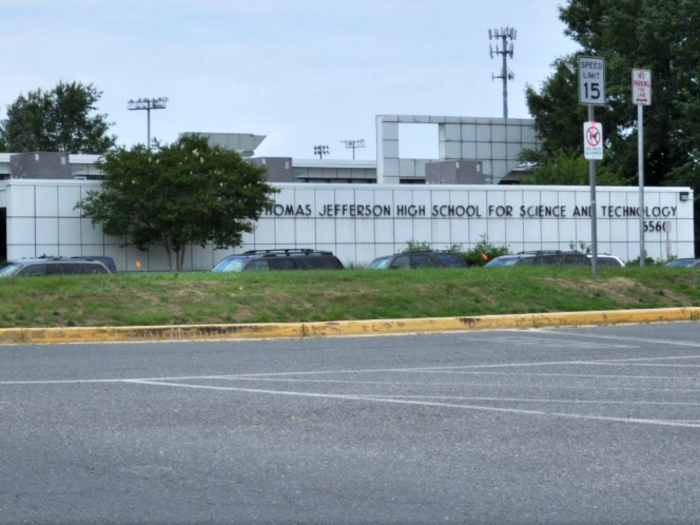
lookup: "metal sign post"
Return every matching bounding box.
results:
[579,56,606,278]
[633,69,652,268]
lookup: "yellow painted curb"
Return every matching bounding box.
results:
[303,307,700,337]
[0,307,698,345]
[1,322,304,345]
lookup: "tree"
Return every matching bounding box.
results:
[525,0,700,253]
[77,135,278,271]
[1,81,116,153]
[521,150,626,186]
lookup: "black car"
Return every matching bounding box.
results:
[0,258,113,277]
[485,250,590,266]
[368,251,466,269]
[664,258,700,268]
[212,249,344,272]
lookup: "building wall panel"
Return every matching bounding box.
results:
[1,180,694,270]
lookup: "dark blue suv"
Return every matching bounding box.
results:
[212,249,344,272]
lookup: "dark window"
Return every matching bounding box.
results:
[245,260,270,271]
[516,257,536,266]
[294,256,343,270]
[267,258,297,270]
[390,256,410,269]
[434,253,466,268]
[18,264,46,276]
[410,254,438,268]
[533,255,561,265]
[72,256,116,273]
[46,262,108,275]
[562,254,589,265]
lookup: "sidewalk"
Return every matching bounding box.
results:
[2,307,699,344]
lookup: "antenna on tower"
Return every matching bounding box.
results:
[488,27,517,119]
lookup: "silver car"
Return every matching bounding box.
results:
[0,258,112,277]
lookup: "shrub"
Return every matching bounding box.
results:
[400,236,508,266]
[400,240,433,253]
[625,251,666,267]
[568,240,592,255]
[460,235,509,267]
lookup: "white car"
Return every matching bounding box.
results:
[588,254,625,267]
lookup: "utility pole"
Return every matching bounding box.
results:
[489,27,516,119]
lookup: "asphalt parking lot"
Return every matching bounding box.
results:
[2,322,700,524]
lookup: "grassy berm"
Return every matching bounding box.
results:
[1,266,699,329]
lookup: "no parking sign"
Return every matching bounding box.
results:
[583,121,603,160]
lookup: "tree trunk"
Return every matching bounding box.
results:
[176,247,187,272]
[163,236,173,272]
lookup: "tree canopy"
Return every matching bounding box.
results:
[77,135,278,271]
[521,150,625,186]
[0,81,116,153]
[525,0,700,253]
[526,0,700,187]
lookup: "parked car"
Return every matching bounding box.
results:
[368,251,466,269]
[71,255,118,273]
[588,254,625,267]
[664,258,700,268]
[0,257,113,277]
[212,249,344,272]
[485,251,590,267]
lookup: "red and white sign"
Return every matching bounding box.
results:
[632,69,652,106]
[583,121,603,160]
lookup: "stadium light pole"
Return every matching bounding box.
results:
[488,27,516,119]
[314,145,329,159]
[341,139,365,160]
[127,97,169,149]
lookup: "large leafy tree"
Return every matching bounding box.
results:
[522,150,625,186]
[77,135,278,271]
[1,81,116,153]
[526,0,700,252]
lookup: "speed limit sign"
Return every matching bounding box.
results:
[579,56,606,106]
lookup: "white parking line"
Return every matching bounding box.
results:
[376,395,700,407]
[523,329,700,349]
[411,370,700,381]
[585,362,700,368]
[4,360,700,387]
[124,379,700,429]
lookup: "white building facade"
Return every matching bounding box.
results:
[376,115,539,184]
[0,179,693,271]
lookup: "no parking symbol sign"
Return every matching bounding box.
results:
[583,121,603,160]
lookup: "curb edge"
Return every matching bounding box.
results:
[2,307,699,345]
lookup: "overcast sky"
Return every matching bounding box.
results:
[3,0,580,160]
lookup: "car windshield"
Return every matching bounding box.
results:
[212,258,247,272]
[0,262,22,277]
[485,256,521,267]
[665,259,698,267]
[368,256,391,269]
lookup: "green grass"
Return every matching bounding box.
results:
[1,266,699,328]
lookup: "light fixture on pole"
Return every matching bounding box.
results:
[488,27,516,119]
[341,139,365,160]
[127,97,169,149]
[314,145,329,159]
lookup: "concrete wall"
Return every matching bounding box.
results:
[376,115,539,185]
[2,180,694,270]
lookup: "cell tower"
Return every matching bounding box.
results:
[488,27,517,119]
